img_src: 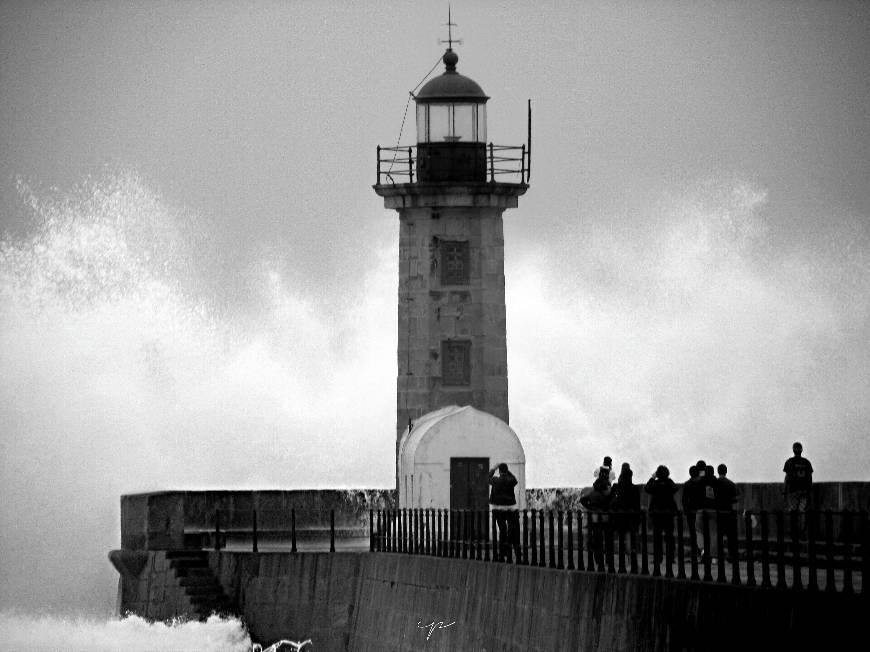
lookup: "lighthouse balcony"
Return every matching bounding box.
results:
[376,143,529,187]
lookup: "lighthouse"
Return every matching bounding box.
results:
[375,33,528,510]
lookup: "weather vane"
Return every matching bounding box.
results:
[439,5,462,50]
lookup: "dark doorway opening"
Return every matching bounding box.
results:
[450,457,489,541]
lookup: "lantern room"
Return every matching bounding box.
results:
[414,49,489,183]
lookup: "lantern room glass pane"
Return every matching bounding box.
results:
[452,104,474,142]
[416,105,427,143]
[428,105,451,142]
[477,104,487,142]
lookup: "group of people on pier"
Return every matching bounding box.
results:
[488,442,815,566]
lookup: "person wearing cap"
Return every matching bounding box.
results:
[593,456,617,485]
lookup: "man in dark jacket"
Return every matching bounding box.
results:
[715,463,740,563]
[694,460,719,562]
[682,465,702,557]
[489,463,519,562]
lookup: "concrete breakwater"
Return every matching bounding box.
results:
[112,549,866,650]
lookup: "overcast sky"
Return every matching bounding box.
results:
[1,1,869,614]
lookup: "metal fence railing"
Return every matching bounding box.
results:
[376,143,528,185]
[369,508,868,594]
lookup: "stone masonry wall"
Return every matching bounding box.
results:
[115,550,866,650]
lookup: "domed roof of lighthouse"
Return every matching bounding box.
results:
[415,49,490,103]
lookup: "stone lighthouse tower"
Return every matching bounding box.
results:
[375,36,529,506]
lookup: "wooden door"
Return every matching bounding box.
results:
[450,457,489,540]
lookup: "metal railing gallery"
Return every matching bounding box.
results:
[376,143,528,185]
[369,508,868,594]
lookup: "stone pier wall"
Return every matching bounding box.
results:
[113,550,865,650]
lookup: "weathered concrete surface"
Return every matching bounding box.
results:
[115,550,866,651]
[350,554,865,651]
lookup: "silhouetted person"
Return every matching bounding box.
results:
[682,465,703,556]
[694,460,719,562]
[489,462,519,562]
[715,463,740,563]
[580,467,613,568]
[611,462,640,552]
[783,442,813,511]
[645,465,679,571]
[593,455,617,484]
[783,442,813,540]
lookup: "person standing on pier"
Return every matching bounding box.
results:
[489,463,520,562]
[694,461,719,562]
[783,442,814,512]
[715,464,740,563]
[682,465,703,557]
[612,463,640,553]
[644,465,679,570]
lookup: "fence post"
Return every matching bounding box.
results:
[790,510,802,589]
[842,510,854,594]
[522,510,529,565]
[330,509,335,553]
[807,510,819,591]
[745,511,756,586]
[716,512,727,583]
[520,144,526,184]
[729,511,740,586]
[548,511,556,569]
[676,512,686,580]
[775,511,786,589]
[576,510,586,572]
[369,509,374,552]
[664,513,675,579]
[760,511,771,588]
[252,509,258,553]
[605,515,616,574]
[557,511,565,569]
[640,510,649,576]
[538,510,546,568]
[702,511,713,582]
[861,510,870,596]
[490,510,499,562]
[214,509,221,552]
[530,510,538,566]
[489,143,495,183]
[567,511,575,571]
[824,510,836,592]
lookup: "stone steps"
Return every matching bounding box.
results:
[166,551,236,619]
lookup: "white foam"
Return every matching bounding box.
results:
[0,611,252,652]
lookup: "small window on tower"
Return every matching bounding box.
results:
[441,240,469,285]
[442,340,471,385]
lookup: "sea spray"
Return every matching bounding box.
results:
[0,611,252,652]
[0,170,396,615]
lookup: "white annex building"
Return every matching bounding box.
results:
[397,405,526,510]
